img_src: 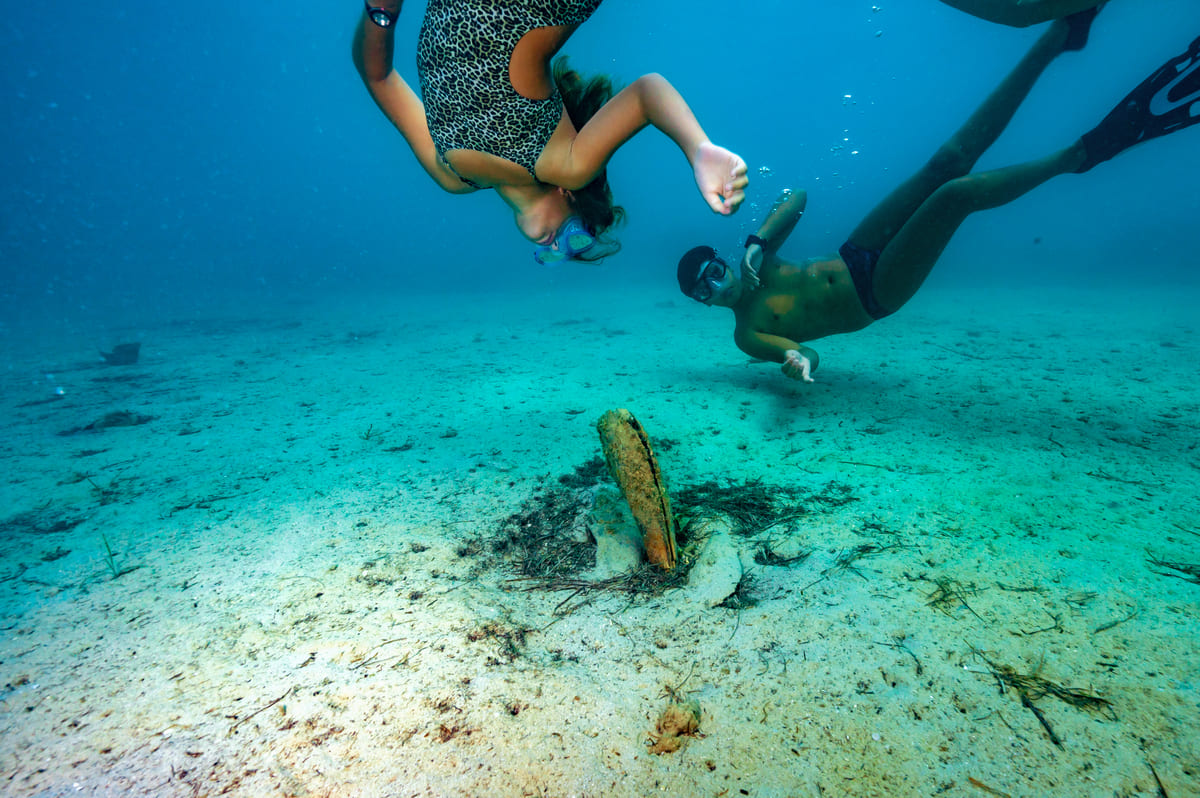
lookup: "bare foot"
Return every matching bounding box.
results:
[693,142,749,215]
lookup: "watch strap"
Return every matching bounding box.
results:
[744,234,768,250]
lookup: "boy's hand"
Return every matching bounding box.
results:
[740,243,763,289]
[782,350,813,382]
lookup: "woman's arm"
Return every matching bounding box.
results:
[540,73,748,214]
[351,10,475,194]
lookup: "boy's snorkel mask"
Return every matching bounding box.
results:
[533,216,596,265]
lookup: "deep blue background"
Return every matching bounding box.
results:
[2,1,1198,326]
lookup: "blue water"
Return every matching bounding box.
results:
[1,0,1198,324]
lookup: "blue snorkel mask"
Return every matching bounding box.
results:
[533,216,596,265]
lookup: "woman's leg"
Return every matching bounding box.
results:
[847,17,1081,254]
[936,0,1104,28]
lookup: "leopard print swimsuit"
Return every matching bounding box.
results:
[416,0,604,187]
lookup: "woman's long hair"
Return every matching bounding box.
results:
[553,56,626,253]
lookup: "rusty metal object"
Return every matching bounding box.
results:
[596,409,677,570]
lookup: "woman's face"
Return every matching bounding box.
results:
[514,187,573,246]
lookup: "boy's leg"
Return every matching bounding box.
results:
[1077,34,1200,172]
[871,146,1082,309]
[846,16,1084,253]
[871,29,1200,310]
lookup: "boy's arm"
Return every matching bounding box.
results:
[734,327,820,383]
[539,73,748,214]
[742,188,807,288]
[351,9,476,194]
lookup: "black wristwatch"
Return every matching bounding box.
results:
[744,234,768,250]
[365,2,399,28]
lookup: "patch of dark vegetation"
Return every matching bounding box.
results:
[70,448,109,459]
[557,456,607,489]
[801,542,903,592]
[41,547,71,563]
[59,410,154,437]
[99,342,141,365]
[924,575,986,620]
[969,646,1116,749]
[455,541,483,558]
[1147,552,1200,585]
[753,543,811,567]
[484,478,689,613]
[0,508,85,537]
[718,572,760,610]
[89,373,146,384]
[466,620,530,665]
[829,543,899,577]
[88,477,127,506]
[492,487,595,580]
[672,478,855,538]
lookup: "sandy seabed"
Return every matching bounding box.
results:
[1,280,1196,797]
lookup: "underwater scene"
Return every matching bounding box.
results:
[1,1,1198,796]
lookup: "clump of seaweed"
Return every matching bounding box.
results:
[488,469,691,614]
[718,572,760,610]
[493,487,595,580]
[518,561,691,616]
[672,479,809,538]
[925,575,985,620]
[969,646,1116,748]
[1146,552,1200,585]
[800,542,901,592]
[753,542,811,567]
[466,620,530,665]
[558,456,608,489]
[1,509,85,537]
[88,477,124,506]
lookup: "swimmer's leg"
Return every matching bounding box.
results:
[1076,34,1200,172]
[935,0,1104,28]
[870,146,1082,309]
[845,17,1083,255]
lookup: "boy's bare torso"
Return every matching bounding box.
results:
[733,255,874,351]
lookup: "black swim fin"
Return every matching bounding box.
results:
[1077,34,1200,172]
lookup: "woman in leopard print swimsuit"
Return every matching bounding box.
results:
[353,0,748,262]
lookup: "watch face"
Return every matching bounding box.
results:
[368,9,394,27]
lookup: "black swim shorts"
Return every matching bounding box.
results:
[839,241,893,320]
